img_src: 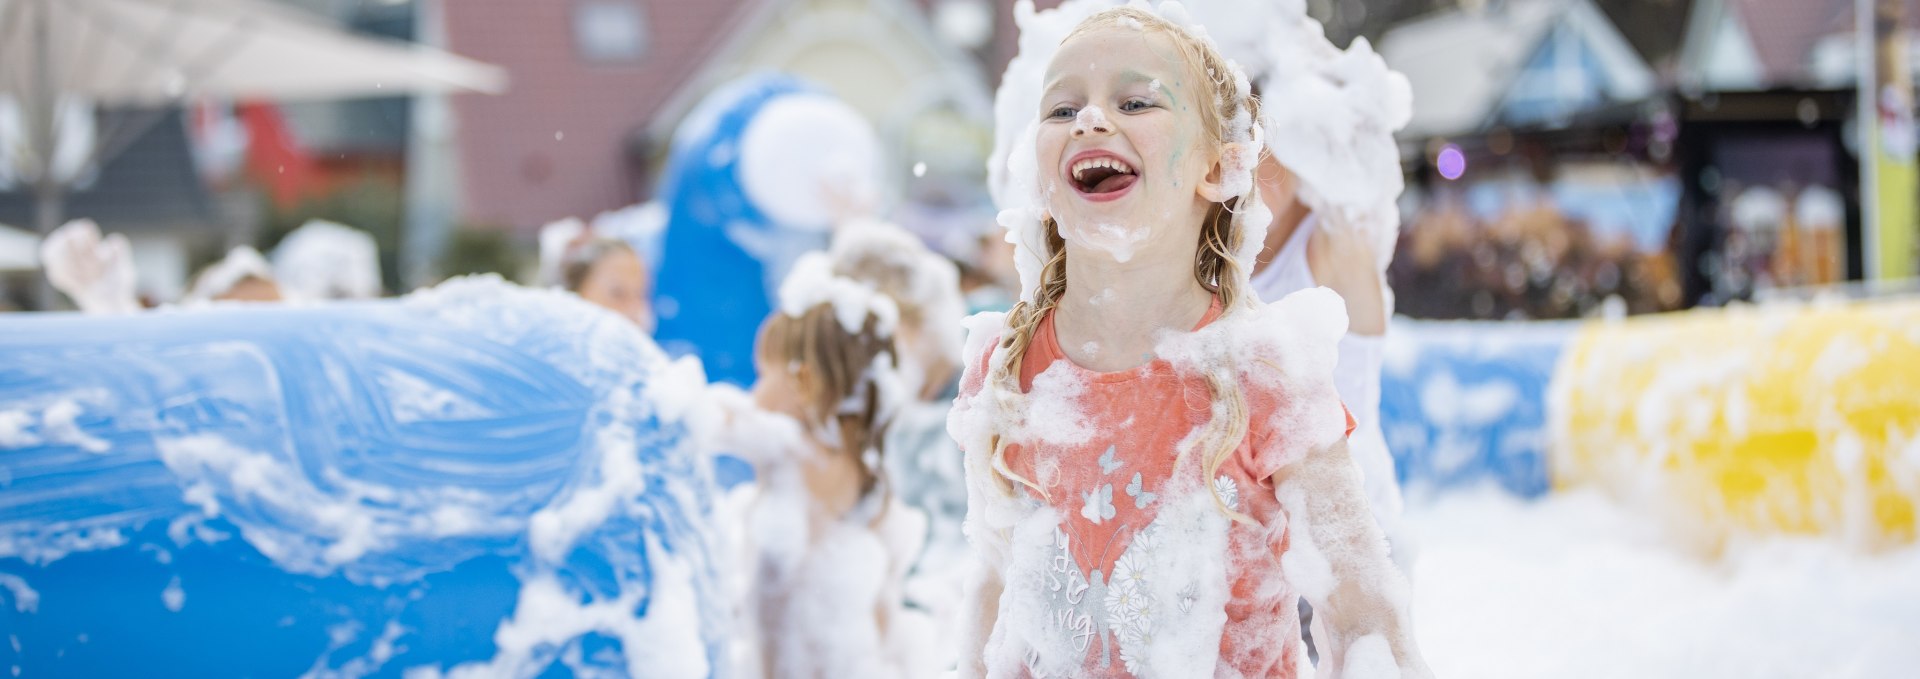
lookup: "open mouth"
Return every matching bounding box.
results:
[1069,155,1138,198]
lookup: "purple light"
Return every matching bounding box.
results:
[1437,144,1466,180]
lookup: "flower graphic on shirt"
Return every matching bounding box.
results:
[1081,483,1115,524]
[1130,523,1159,554]
[1118,640,1148,675]
[1213,475,1240,512]
[1105,577,1142,631]
[1115,616,1156,674]
[1111,549,1149,594]
[1177,582,1198,614]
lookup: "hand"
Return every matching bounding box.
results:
[40,219,140,314]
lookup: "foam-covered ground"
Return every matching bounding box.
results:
[1404,488,1920,679]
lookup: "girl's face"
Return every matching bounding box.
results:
[752,348,811,422]
[577,248,653,331]
[1036,25,1219,262]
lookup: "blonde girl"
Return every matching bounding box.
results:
[949,5,1429,678]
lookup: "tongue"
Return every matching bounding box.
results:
[1090,173,1136,194]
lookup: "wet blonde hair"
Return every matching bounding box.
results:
[757,304,899,502]
[986,6,1261,523]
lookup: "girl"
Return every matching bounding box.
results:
[949,6,1429,678]
[726,252,928,678]
[561,237,653,331]
[542,218,655,331]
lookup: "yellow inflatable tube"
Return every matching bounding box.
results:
[1552,297,1920,550]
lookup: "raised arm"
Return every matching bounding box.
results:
[1272,437,1430,678]
[40,219,140,314]
[1308,215,1388,337]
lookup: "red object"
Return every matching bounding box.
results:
[238,101,322,208]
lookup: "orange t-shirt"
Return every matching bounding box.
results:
[963,299,1353,678]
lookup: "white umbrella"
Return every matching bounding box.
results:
[0,0,507,105]
[0,0,507,305]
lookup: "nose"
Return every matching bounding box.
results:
[1072,106,1111,137]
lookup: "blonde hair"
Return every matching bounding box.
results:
[756,304,899,502]
[986,6,1261,523]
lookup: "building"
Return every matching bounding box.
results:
[439,0,994,236]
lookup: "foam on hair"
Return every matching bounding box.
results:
[984,3,1265,521]
[757,289,902,505]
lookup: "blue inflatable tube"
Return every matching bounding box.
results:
[0,277,727,678]
[651,75,826,387]
[1379,320,1576,498]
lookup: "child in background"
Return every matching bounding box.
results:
[828,221,978,666]
[188,246,284,303]
[561,238,652,332]
[828,221,970,526]
[950,6,1428,678]
[541,218,655,331]
[716,252,929,678]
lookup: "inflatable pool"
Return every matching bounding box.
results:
[0,277,729,678]
[1381,297,1920,549]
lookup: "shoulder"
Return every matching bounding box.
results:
[957,310,1010,400]
[1221,295,1352,462]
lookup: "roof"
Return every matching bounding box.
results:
[1678,0,1920,91]
[1380,0,1655,138]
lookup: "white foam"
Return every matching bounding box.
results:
[527,398,646,564]
[829,219,967,397]
[161,576,185,612]
[0,573,37,613]
[185,246,276,303]
[777,251,900,339]
[739,95,883,229]
[38,219,140,314]
[417,534,709,679]
[156,432,522,581]
[1409,488,1920,679]
[39,399,108,454]
[271,220,382,300]
[0,409,40,448]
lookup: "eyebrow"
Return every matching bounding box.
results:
[1041,68,1160,99]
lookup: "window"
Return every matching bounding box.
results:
[574,0,648,63]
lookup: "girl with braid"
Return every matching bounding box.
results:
[725,252,928,678]
[948,5,1429,677]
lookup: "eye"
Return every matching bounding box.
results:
[1119,98,1154,112]
[1048,105,1078,120]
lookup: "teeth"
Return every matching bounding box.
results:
[1070,157,1135,181]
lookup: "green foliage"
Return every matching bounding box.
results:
[437,225,529,283]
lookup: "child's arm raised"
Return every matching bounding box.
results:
[1307,213,1389,337]
[1272,437,1431,678]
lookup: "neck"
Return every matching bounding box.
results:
[801,437,867,522]
[1052,238,1213,371]
[1253,192,1312,275]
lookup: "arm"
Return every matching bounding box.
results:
[1308,217,1388,336]
[40,219,140,314]
[1273,437,1430,678]
[955,556,1004,679]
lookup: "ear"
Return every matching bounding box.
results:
[1197,141,1252,202]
